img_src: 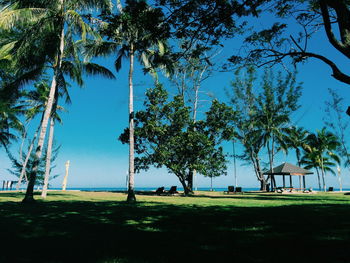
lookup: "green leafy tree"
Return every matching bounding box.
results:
[256,69,302,190]
[228,68,267,190]
[228,68,302,191]
[119,85,235,195]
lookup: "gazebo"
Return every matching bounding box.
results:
[263,162,313,191]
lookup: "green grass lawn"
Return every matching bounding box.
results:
[0,190,349,263]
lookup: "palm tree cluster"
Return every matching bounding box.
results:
[0,0,176,203]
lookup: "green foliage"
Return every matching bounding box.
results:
[301,127,341,190]
[0,0,114,93]
[228,67,302,189]
[0,86,24,148]
[119,84,235,194]
[86,0,173,78]
[324,88,350,168]
[7,142,60,187]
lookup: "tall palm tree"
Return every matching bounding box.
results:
[0,0,114,202]
[84,0,172,202]
[303,128,341,191]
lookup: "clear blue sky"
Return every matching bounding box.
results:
[1,8,350,190]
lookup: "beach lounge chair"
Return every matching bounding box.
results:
[224,186,235,194]
[235,187,243,193]
[168,186,178,194]
[155,187,165,195]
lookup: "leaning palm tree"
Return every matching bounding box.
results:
[283,126,309,166]
[303,128,341,191]
[84,0,172,202]
[16,78,67,190]
[0,0,114,202]
[301,151,338,191]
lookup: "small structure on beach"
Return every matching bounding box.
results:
[263,162,313,191]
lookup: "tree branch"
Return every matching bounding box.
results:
[319,0,350,59]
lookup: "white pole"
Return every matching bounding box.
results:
[337,165,342,192]
[62,160,70,191]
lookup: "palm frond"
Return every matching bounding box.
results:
[0,7,47,30]
[82,62,115,79]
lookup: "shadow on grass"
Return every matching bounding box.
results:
[0,197,349,263]
[194,193,350,202]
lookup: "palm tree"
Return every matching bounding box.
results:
[16,79,67,191]
[0,0,114,202]
[85,0,172,202]
[301,151,338,191]
[303,128,341,191]
[255,69,301,191]
[283,126,309,166]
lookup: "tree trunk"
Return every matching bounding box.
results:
[316,168,321,191]
[179,176,192,196]
[41,117,55,198]
[254,154,267,191]
[250,151,267,191]
[260,180,267,191]
[267,140,275,191]
[22,18,65,203]
[16,124,41,190]
[127,45,136,203]
[187,170,193,191]
[320,159,326,192]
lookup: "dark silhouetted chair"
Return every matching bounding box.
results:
[168,186,178,194]
[155,187,165,195]
[235,187,243,194]
[224,186,235,194]
[328,187,334,192]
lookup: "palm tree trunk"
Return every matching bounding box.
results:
[267,140,275,191]
[315,167,321,190]
[41,117,55,198]
[16,124,41,190]
[22,20,65,203]
[252,153,267,191]
[320,158,326,192]
[127,44,136,203]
